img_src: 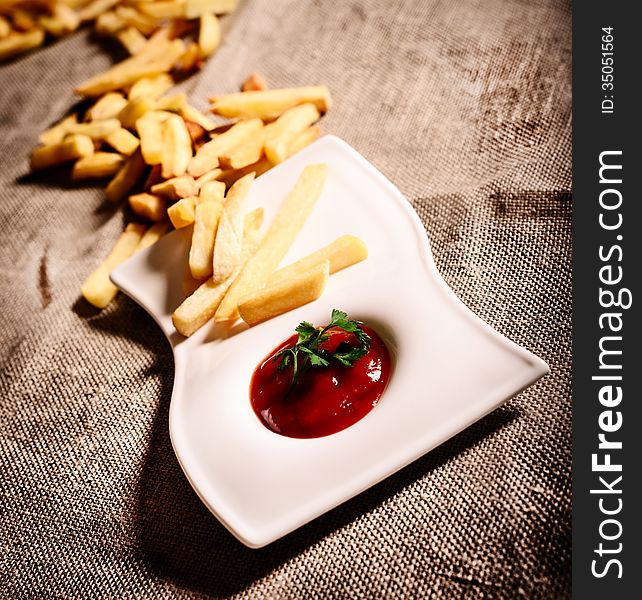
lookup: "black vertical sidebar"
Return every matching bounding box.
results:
[573,2,640,597]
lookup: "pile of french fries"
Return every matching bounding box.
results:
[0,0,235,63]
[41,79,332,314]
[171,164,369,336]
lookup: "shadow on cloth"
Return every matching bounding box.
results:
[133,378,520,597]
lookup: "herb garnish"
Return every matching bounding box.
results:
[273,309,371,389]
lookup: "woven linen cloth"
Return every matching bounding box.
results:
[0,0,571,597]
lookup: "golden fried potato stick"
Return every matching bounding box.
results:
[155,92,187,112]
[82,223,147,308]
[113,6,159,36]
[212,172,254,283]
[0,28,44,61]
[210,86,331,120]
[117,27,148,55]
[286,125,321,158]
[269,235,368,287]
[198,180,225,203]
[104,127,140,156]
[150,175,198,200]
[72,152,124,180]
[78,0,120,22]
[197,12,220,58]
[180,103,216,131]
[128,73,174,100]
[187,118,263,177]
[172,207,263,337]
[139,0,237,20]
[194,168,223,189]
[94,11,125,36]
[218,133,264,170]
[39,4,80,37]
[161,113,192,178]
[86,92,128,121]
[215,164,327,322]
[75,39,185,97]
[68,118,121,140]
[189,199,222,279]
[128,192,168,222]
[136,112,165,165]
[167,196,197,228]
[0,17,11,39]
[238,260,329,326]
[118,96,156,129]
[39,114,78,146]
[263,103,320,164]
[105,148,146,202]
[136,220,171,252]
[30,134,94,170]
[217,158,271,188]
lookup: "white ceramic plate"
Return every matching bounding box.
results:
[111,135,549,548]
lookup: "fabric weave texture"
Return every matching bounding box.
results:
[0,0,571,597]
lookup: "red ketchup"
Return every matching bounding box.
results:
[250,325,391,438]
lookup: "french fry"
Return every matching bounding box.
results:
[78,0,120,21]
[105,148,146,202]
[217,158,271,187]
[139,0,236,20]
[118,96,156,129]
[136,112,165,164]
[167,195,197,228]
[39,114,78,145]
[10,9,38,32]
[0,28,44,61]
[143,163,163,190]
[242,73,267,92]
[180,103,216,131]
[187,118,263,177]
[197,12,219,58]
[0,17,10,39]
[172,207,263,337]
[199,180,225,203]
[136,220,171,251]
[189,199,222,279]
[117,26,148,55]
[150,175,197,200]
[238,260,329,326]
[286,125,321,158]
[104,127,140,156]
[81,222,147,308]
[30,134,94,170]
[210,86,331,120]
[128,192,167,221]
[72,152,124,179]
[215,164,328,322]
[94,10,125,36]
[195,168,223,188]
[161,113,192,178]
[185,0,237,19]
[178,41,201,72]
[75,39,185,97]
[269,235,368,287]
[263,103,320,164]
[218,133,264,170]
[86,92,128,121]
[155,92,187,112]
[114,6,159,36]
[39,4,80,37]
[128,73,173,100]
[211,172,254,283]
[68,118,121,140]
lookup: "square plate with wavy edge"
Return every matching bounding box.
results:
[111,135,549,548]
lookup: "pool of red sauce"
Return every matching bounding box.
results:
[249,325,391,439]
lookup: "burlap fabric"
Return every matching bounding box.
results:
[0,0,571,597]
